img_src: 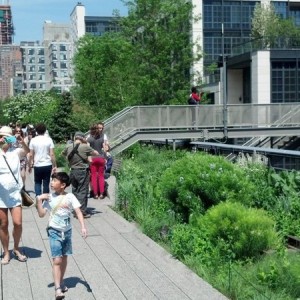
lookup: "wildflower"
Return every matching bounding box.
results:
[210,163,216,169]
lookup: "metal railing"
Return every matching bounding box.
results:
[225,104,300,160]
[232,37,300,57]
[103,103,300,155]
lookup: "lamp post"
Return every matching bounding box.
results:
[222,23,228,139]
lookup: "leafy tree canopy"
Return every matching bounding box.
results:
[73,0,202,116]
[3,90,59,125]
[251,3,300,47]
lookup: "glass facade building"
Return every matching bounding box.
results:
[203,0,257,72]
[201,0,300,103]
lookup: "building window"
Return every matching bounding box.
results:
[60,62,67,69]
[202,0,256,75]
[272,61,298,103]
[38,48,44,55]
[29,74,36,80]
[60,53,67,60]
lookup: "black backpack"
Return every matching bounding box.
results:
[188,97,197,105]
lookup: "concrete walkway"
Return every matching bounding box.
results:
[0,173,228,300]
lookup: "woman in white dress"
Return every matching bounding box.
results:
[0,126,29,264]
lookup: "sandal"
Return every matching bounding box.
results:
[1,256,10,265]
[12,250,27,262]
[60,284,68,293]
[55,287,65,300]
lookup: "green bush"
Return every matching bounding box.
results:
[158,153,256,221]
[197,202,278,260]
[170,223,217,266]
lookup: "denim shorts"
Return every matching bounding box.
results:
[48,227,72,258]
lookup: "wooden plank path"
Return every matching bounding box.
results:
[1,174,228,300]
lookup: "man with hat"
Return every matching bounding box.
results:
[61,131,98,218]
[0,125,30,264]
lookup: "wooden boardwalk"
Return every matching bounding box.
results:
[0,175,228,300]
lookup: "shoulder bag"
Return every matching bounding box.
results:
[2,155,35,207]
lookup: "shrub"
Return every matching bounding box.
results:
[158,153,256,221]
[197,202,278,260]
[170,223,217,266]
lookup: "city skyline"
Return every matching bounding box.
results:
[11,0,127,44]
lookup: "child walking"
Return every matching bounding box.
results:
[36,172,87,300]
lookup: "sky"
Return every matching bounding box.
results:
[9,0,128,44]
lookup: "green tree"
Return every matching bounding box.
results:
[122,0,201,104]
[251,3,300,48]
[47,92,77,142]
[73,33,138,118]
[2,91,58,125]
[72,0,202,116]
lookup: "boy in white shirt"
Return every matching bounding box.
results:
[36,172,87,300]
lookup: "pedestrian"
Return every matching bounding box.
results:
[61,132,98,218]
[0,126,29,265]
[36,172,87,300]
[87,124,106,199]
[97,122,109,145]
[28,123,57,196]
[103,143,113,179]
[188,86,201,105]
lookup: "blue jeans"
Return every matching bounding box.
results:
[34,165,52,196]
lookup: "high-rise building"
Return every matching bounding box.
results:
[0,5,13,45]
[18,3,120,96]
[43,21,73,93]
[20,41,46,93]
[192,0,300,104]
[0,4,18,99]
[0,45,21,98]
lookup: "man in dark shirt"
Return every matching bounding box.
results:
[62,132,98,218]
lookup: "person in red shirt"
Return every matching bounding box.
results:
[191,86,201,103]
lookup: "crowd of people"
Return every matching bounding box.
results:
[0,121,113,300]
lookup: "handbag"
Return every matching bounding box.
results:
[20,188,35,207]
[2,155,35,207]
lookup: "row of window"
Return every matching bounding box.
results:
[203,0,256,30]
[23,83,46,89]
[271,61,300,103]
[23,70,70,80]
